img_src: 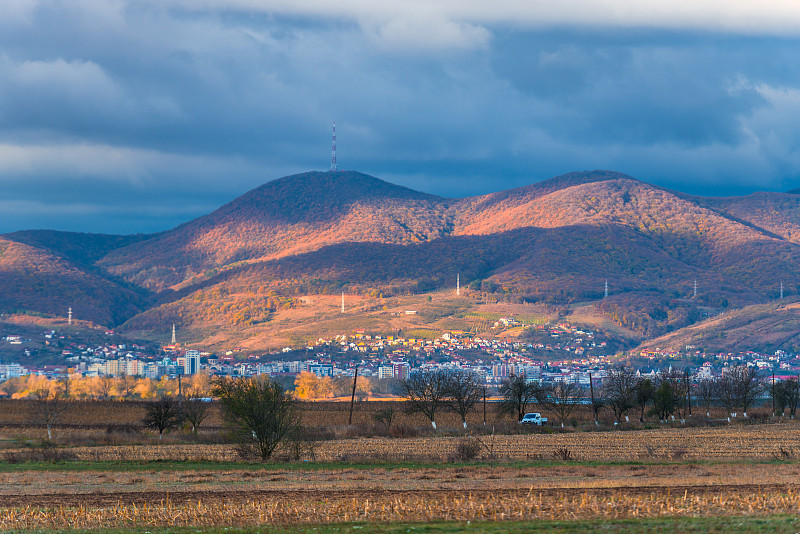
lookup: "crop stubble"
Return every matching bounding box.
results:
[3,424,800,530]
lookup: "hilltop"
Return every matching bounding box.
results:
[3,169,800,353]
[99,171,452,290]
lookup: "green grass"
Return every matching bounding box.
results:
[5,517,800,534]
[0,456,793,473]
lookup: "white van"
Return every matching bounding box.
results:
[520,413,548,425]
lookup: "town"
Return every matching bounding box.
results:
[3,317,799,390]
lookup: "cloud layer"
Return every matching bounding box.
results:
[1,1,800,232]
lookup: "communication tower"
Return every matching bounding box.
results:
[330,122,337,171]
[781,281,784,299]
[604,279,609,299]
[457,274,460,296]
[341,292,345,313]
[171,324,176,345]
[68,307,72,326]
[693,279,698,298]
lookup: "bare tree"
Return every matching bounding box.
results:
[635,378,655,422]
[717,374,739,417]
[785,378,800,418]
[143,396,182,438]
[497,374,545,422]
[32,387,69,440]
[602,368,639,423]
[588,373,604,425]
[181,389,210,433]
[544,382,584,428]
[212,376,300,460]
[774,379,791,416]
[652,375,680,422]
[695,378,717,417]
[399,369,451,429]
[732,366,762,417]
[445,371,482,429]
[373,406,396,432]
[658,369,688,420]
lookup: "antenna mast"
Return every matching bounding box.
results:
[693,279,698,298]
[604,279,608,299]
[457,274,460,296]
[330,121,337,171]
[171,324,176,345]
[68,307,72,326]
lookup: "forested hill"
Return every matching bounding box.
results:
[3,169,800,352]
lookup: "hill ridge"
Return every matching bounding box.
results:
[5,168,800,352]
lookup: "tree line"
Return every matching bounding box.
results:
[11,365,796,463]
[399,365,789,429]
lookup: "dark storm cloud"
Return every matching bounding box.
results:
[2,1,800,233]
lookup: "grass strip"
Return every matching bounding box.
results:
[0,455,797,473]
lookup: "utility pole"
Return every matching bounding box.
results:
[772,370,776,417]
[348,365,359,426]
[685,368,691,417]
[589,372,598,426]
[483,387,487,426]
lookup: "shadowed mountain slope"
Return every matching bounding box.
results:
[4,230,153,267]
[0,237,146,325]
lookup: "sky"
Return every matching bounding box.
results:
[3,1,800,234]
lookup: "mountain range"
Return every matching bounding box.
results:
[4,169,800,354]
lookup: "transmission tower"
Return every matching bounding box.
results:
[693,279,697,298]
[68,307,72,326]
[171,324,176,345]
[330,121,337,171]
[457,274,460,296]
[341,292,345,313]
[604,279,608,299]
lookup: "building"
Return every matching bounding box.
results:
[378,365,394,379]
[309,364,333,377]
[125,359,141,376]
[392,362,410,380]
[184,350,201,375]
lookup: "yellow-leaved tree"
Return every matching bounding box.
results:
[294,371,334,399]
